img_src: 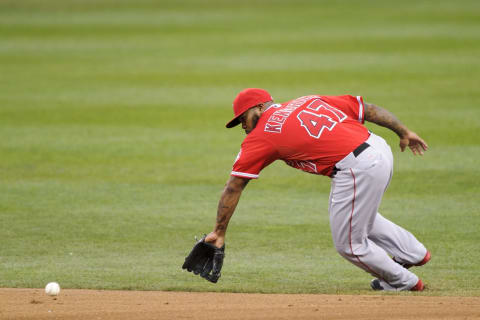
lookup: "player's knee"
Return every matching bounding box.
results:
[334,244,351,257]
[334,242,370,258]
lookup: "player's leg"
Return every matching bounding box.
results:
[330,172,418,290]
[368,213,428,266]
[365,133,429,266]
[329,134,419,290]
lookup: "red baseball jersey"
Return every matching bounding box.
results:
[231,95,370,178]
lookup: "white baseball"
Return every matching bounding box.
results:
[45,282,60,296]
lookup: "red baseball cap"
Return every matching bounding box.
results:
[226,88,273,128]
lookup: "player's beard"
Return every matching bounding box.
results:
[246,114,260,134]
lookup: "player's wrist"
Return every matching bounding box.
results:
[395,126,410,139]
[206,231,225,246]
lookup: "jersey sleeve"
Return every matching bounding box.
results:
[231,135,277,179]
[321,95,365,123]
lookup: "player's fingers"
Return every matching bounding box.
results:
[420,140,428,151]
[409,144,418,155]
[412,143,424,156]
[418,143,425,155]
[413,135,428,151]
[415,145,422,155]
[415,141,425,155]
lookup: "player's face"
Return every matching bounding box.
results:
[240,107,261,134]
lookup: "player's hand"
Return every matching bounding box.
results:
[399,130,428,155]
[205,231,224,249]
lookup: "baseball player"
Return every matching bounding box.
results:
[183,88,430,291]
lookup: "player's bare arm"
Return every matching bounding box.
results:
[205,176,250,248]
[364,103,429,155]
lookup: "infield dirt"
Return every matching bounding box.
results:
[1,288,479,320]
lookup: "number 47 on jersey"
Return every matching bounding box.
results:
[297,99,347,139]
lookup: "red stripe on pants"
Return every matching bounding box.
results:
[348,169,381,279]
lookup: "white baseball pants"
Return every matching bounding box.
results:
[329,133,427,290]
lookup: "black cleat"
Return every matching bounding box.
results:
[370,279,384,291]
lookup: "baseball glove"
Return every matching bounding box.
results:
[182,235,225,283]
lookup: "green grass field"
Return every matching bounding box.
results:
[1,0,479,296]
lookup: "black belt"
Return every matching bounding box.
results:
[331,142,370,177]
[353,142,370,157]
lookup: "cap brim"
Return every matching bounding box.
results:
[225,116,241,128]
